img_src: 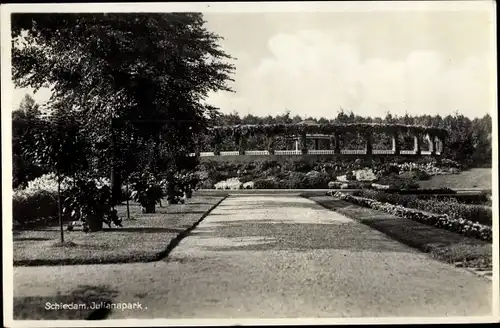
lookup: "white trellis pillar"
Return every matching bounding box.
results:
[392,132,400,155]
[427,133,436,155]
[301,133,308,154]
[436,137,443,155]
[334,133,341,154]
[364,132,373,155]
[414,134,421,155]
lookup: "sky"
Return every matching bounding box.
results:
[12,9,495,120]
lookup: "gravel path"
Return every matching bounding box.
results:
[13,195,492,319]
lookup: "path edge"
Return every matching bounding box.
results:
[154,195,228,261]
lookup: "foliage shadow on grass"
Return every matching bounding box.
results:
[14,237,53,241]
[166,210,208,215]
[14,285,119,320]
[101,227,186,233]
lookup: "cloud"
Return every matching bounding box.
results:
[11,29,492,120]
[207,29,492,119]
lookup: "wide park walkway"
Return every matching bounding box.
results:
[13,195,492,319]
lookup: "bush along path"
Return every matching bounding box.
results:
[331,192,492,241]
[307,195,492,279]
[13,195,227,266]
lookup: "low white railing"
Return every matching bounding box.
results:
[245,150,270,155]
[373,149,394,155]
[220,151,240,156]
[195,149,436,157]
[274,150,301,155]
[341,149,366,155]
[307,150,336,155]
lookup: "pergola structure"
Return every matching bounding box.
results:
[192,122,447,157]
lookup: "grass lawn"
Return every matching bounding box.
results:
[418,168,492,189]
[13,195,226,266]
[307,196,492,271]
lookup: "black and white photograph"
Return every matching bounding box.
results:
[2,1,498,326]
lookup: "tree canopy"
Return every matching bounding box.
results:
[12,13,235,197]
[12,12,234,136]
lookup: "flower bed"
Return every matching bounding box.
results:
[332,191,492,242]
[395,162,460,176]
[214,177,242,190]
[353,189,492,225]
[199,157,464,191]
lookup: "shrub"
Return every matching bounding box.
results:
[12,174,115,228]
[13,190,59,227]
[63,179,121,230]
[395,187,455,195]
[438,158,461,168]
[214,177,242,190]
[412,169,431,181]
[353,168,377,182]
[292,161,314,173]
[256,160,279,172]
[22,173,73,194]
[238,175,254,184]
[197,179,215,189]
[287,172,307,189]
[328,181,342,189]
[375,163,400,177]
[243,181,254,189]
[377,173,419,190]
[348,181,373,189]
[253,178,279,189]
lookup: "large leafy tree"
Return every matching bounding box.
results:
[12,95,46,188]
[12,13,235,203]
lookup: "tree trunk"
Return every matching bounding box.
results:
[125,181,130,220]
[110,118,122,206]
[57,169,64,243]
[165,171,177,204]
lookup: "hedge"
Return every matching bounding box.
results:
[13,190,60,228]
[333,192,492,242]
